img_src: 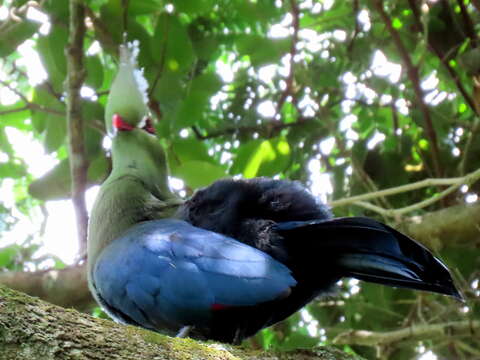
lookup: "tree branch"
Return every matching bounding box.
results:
[66,0,89,256]
[330,167,480,219]
[402,201,480,250]
[330,172,471,207]
[0,285,357,360]
[334,320,479,347]
[275,0,300,118]
[373,0,442,177]
[0,264,93,310]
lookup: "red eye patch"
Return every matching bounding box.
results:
[113,114,135,131]
[112,114,156,134]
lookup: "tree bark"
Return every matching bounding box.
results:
[0,285,359,360]
[400,202,480,251]
[0,265,93,311]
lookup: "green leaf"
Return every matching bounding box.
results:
[36,28,68,91]
[152,14,195,73]
[168,138,214,168]
[231,138,291,178]
[44,0,69,18]
[0,19,40,57]
[0,127,14,156]
[173,160,227,189]
[29,86,66,152]
[392,18,403,29]
[236,35,290,67]
[173,72,222,128]
[127,19,155,67]
[29,155,107,201]
[0,162,26,179]
[31,87,63,134]
[85,55,104,89]
[0,244,22,268]
[28,158,70,200]
[87,155,109,182]
[128,0,162,15]
[281,101,298,124]
[172,0,214,15]
[99,0,123,44]
[0,103,30,129]
[174,92,205,128]
[191,35,219,61]
[44,114,66,153]
[152,71,185,108]
[48,25,68,76]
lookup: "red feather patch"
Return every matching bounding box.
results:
[113,114,135,131]
[211,303,230,311]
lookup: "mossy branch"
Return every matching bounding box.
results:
[0,285,360,360]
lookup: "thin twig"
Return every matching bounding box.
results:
[0,79,65,116]
[373,0,442,177]
[0,105,29,116]
[456,0,477,47]
[330,176,465,207]
[405,1,479,115]
[191,117,308,140]
[0,79,29,103]
[66,0,89,256]
[351,157,392,210]
[347,0,360,55]
[331,167,480,218]
[459,118,480,175]
[456,340,480,357]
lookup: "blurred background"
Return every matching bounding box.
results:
[0,0,479,358]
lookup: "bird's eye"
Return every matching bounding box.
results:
[142,117,156,134]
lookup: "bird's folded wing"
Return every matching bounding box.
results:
[93,219,296,329]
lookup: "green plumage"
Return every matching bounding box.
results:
[89,44,180,300]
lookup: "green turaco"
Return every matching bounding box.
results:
[87,43,462,344]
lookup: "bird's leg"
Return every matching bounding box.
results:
[232,328,243,345]
[176,326,193,338]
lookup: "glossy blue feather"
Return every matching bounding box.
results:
[93,219,296,330]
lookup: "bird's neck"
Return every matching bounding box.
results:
[110,135,173,201]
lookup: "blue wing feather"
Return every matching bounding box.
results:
[93,219,296,330]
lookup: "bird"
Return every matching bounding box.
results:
[87,43,462,345]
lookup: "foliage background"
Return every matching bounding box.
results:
[0,0,479,359]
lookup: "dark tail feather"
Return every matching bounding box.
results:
[274,217,463,301]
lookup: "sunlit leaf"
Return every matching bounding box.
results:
[173,160,227,189]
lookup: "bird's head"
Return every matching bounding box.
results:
[104,42,149,135]
[108,113,171,200]
[101,41,169,197]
